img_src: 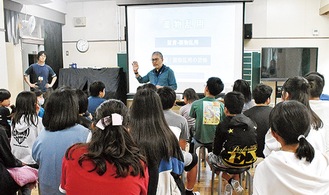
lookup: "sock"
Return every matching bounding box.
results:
[228,178,233,186]
[186,189,193,195]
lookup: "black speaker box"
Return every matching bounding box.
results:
[244,23,252,39]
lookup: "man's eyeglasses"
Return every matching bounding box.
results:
[151,58,159,62]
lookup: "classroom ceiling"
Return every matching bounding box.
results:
[10,0,53,4]
[65,0,110,2]
[10,0,110,4]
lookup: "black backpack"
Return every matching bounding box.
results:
[220,116,258,167]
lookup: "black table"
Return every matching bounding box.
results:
[58,68,127,103]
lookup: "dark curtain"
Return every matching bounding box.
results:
[58,68,127,104]
[4,9,20,45]
[301,48,311,75]
[44,20,63,89]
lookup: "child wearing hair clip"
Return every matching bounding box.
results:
[253,100,329,194]
[60,99,148,195]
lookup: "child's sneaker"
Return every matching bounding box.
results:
[230,179,244,194]
[224,183,232,195]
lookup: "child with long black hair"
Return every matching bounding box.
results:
[264,76,325,156]
[32,88,90,195]
[60,99,148,194]
[10,91,43,195]
[233,79,256,112]
[253,100,329,194]
[11,91,43,167]
[129,89,184,195]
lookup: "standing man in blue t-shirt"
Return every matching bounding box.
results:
[132,51,177,90]
[24,51,57,92]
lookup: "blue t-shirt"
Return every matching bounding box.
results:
[320,94,329,101]
[24,64,56,92]
[137,65,177,90]
[87,96,106,116]
[32,124,90,195]
[38,107,45,118]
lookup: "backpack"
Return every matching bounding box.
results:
[220,115,257,167]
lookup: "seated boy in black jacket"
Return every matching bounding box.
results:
[207,91,257,194]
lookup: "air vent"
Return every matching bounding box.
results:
[73,17,86,27]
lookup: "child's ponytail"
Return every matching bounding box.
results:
[296,135,315,162]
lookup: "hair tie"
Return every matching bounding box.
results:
[96,113,123,130]
[297,135,305,141]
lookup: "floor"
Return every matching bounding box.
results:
[191,160,253,195]
[31,161,253,195]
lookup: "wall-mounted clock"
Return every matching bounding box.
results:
[76,39,89,53]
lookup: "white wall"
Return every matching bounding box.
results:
[62,1,126,68]
[41,0,67,14]
[320,0,329,14]
[6,43,24,103]
[245,0,329,93]
[2,0,329,95]
[322,0,329,6]
[61,0,329,93]
[1,0,66,94]
[0,0,9,89]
